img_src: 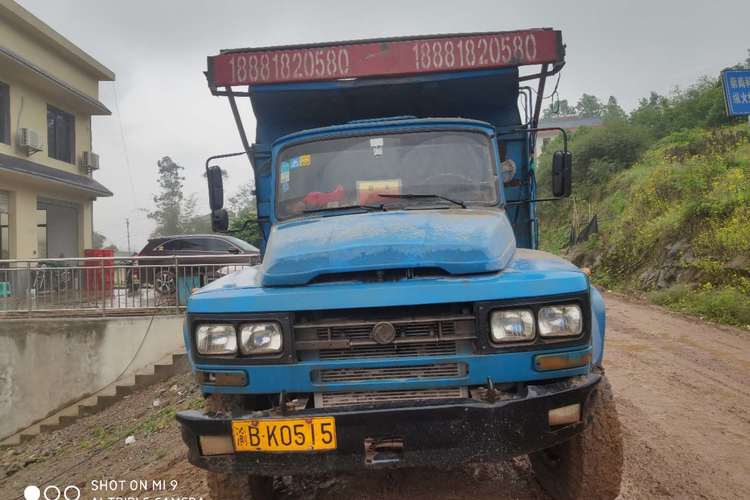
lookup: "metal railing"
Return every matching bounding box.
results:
[0,254,258,317]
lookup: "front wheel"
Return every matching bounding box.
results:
[530,373,623,500]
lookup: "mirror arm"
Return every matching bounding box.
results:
[510,126,569,152]
[205,151,246,178]
[495,126,569,154]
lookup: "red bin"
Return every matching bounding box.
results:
[84,248,115,290]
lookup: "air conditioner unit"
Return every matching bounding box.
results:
[80,151,100,171]
[18,128,43,155]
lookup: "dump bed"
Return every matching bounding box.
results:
[207,29,565,250]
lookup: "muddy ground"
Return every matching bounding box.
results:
[1,292,749,500]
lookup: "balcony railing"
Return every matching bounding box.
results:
[0,254,257,317]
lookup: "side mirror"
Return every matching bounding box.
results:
[211,209,229,232]
[551,151,572,198]
[207,165,224,211]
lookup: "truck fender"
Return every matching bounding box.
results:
[590,286,606,365]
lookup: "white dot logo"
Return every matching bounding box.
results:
[23,485,41,500]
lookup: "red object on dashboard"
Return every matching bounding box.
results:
[209,29,563,87]
[303,184,345,207]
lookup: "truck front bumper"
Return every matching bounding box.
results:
[176,373,600,475]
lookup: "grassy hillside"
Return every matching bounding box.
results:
[537,125,750,328]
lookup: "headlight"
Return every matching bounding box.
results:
[196,324,237,355]
[240,322,283,355]
[490,309,535,342]
[538,305,583,337]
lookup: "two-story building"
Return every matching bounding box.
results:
[0,0,113,260]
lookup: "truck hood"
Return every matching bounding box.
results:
[259,208,516,286]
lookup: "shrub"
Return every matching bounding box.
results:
[650,285,750,329]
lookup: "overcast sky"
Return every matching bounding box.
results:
[17,0,750,250]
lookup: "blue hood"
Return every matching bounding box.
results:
[259,209,516,287]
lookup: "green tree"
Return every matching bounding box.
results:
[630,78,736,139]
[575,94,603,118]
[229,208,264,249]
[630,91,669,137]
[602,96,627,123]
[180,194,212,234]
[226,178,263,248]
[542,98,575,119]
[148,156,190,236]
[228,179,255,213]
[729,48,750,69]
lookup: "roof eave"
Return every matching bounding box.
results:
[0,47,111,115]
[0,0,114,81]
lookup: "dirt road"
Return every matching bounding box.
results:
[1,292,749,499]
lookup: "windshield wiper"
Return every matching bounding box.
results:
[377,193,467,208]
[302,204,387,214]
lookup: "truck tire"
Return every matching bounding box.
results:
[206,472,274,500]
[530,374,623,500]
[203,394,276,500]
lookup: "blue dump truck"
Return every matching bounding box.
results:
[176,29,624,500]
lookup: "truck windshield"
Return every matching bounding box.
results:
[276,130,497,219]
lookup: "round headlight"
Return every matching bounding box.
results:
[490,309,535,343]
[196,324,237,355]
[538,305,583,337]
[240,322,283,355]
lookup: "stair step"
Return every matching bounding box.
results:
[0,349,190,447]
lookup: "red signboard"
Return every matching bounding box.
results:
[209,29,563,87]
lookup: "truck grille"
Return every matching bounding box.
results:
[315,362,466,383]
[293,305,477,360]
[318,342,457,360]
[315,387,468,408]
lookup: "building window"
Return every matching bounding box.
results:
[0,81,9,145]
[0,190,9,260]
[36,209,47,259]
[47,105,75,163]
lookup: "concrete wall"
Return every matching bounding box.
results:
[0,314,185,439]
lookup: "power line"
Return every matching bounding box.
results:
[112,81,138,214]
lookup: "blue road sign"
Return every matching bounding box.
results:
[722,70,750,116]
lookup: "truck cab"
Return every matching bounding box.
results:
[177,29,623,500]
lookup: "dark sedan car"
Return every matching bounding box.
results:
[130,234,260,294]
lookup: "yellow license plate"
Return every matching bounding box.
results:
[231,417,336,452]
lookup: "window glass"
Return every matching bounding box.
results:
[0,82,9,145]
[276,131,497,220]
[223,235,258,252]
[179,239,206,251]
[47,105,75,163]
[161,240,184,251]
[202,238,234,251]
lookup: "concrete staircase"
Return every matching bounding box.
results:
[0,350,190,447]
